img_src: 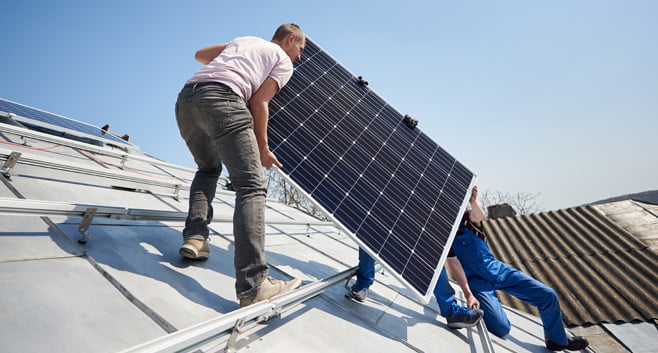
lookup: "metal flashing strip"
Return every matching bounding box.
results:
[603,322,658,353]
[117,267,358,353]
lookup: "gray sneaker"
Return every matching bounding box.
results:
[179,238,210,260]
[446,307,484,329]
[239,277,302,307]
[348,285,368,303]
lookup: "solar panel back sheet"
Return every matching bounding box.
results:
[268,39,476,302]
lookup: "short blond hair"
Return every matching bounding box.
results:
[272,23,304,43]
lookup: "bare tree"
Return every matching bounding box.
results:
[266,169,542,220]
[266,170,329,220]
[479,189,543,216]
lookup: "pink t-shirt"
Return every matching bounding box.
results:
[186,36,293,101]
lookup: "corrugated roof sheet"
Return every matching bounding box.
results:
[482,206,658,326]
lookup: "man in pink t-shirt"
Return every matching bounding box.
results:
[175,23,305,307]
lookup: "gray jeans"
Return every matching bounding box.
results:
[175,82,268,298]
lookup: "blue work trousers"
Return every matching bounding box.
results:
[354,248,376,290]
[357,249,460,318]
[433,267,462,317]
[450,229,569,345]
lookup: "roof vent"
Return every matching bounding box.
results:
[487,203,517,219]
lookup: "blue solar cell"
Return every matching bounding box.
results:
[0,98,131,146]
[268,39,475,301]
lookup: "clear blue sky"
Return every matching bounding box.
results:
[2,1,656,211]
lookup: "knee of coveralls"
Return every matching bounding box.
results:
[355,248,376,290]
[473,288,512,337]
[433,268,460,317]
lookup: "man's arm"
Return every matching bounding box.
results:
[446,257,480,309]
[248,77,282,170]
[194,44,227,65]
[468,185,486,226]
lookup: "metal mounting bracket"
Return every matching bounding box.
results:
[2,152,22,177]
[224,317,246,353]
[78,207,98,244]
[120,155,128,169]
[173,184,182,201]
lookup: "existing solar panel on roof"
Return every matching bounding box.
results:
[0,98,131,146]
[268,39,476,302]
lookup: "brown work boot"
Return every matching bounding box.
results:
[179,238,210,260]
[239,277,302,307]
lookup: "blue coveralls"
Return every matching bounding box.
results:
[441,218,569,345]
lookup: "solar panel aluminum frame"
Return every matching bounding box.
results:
[274,168,475,303]
[268,38,477,303]
[0,99,134,149]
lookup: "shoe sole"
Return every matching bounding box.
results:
[284,278,302,293]
[545,341,589,351]
[179,246,209,260]
[447,321,480,329]
[447,314,483,329]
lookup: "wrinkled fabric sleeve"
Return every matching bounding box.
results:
[268,58,293,91]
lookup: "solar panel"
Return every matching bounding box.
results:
[268,39,476,302]
[0,98,132,146]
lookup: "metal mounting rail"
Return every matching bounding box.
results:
[476,315,496,353]
[0,150,190,197]
[118,266,358,353]
[0,149,238,201]
[0,197,334,243]
[452,285,496,353]
[0,197,332,225]
[0,114,194,174]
